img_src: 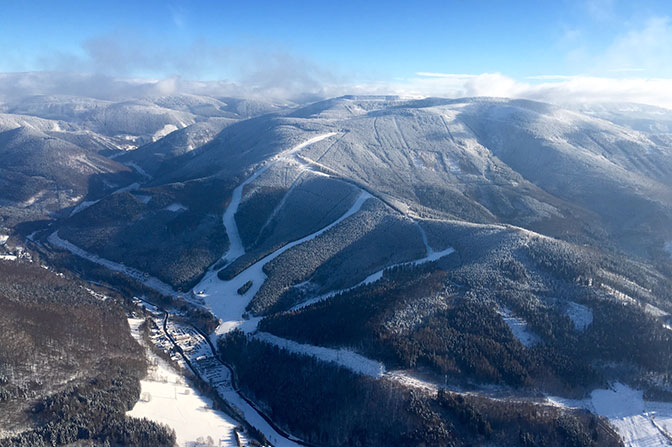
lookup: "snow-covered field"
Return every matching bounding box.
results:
[566,301,593,331]
[126,319,239,447]
[165,202,187,212]
[255,332,385,377]
[497,306,540,347]
[548,383,672,447]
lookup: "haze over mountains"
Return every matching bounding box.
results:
[2,78,672,447]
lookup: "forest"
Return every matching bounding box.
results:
[0,260,175,446]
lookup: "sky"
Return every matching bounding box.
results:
[1,0,672,106]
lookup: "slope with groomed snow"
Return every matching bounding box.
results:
[254,331,385,377]
[497,306,540,347]
[126,318,239,447]
[548,383,672,447]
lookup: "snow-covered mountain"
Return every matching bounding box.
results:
[4,92,672,447]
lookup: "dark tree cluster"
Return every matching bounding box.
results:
[218,330,622,447]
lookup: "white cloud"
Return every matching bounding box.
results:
[2,71,672,110]
[345,73,672,109]
[598,16,672,75]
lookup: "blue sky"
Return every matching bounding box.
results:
[1,0,672,105]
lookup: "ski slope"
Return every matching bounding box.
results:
[254,331,385,377]
[548,383,672,447]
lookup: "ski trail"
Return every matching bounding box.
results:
[196,191,372,334]
[219,132,337,265]
[254,332,385,377]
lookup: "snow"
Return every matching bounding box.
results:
[197,191,372,335]
[134,194,152,204]
[255,332,385,377]
[566,301,593,331]
[153,124,179,141]
[0,254,17,261]
[166,203,187,212]
[113,182,140,195]
[0,235,8,245]
[665,242,672,259]
[48,231,179,298]
[549,383,672,447]
[498,306,540,347]
[69,199,100,216]
[125,161,152,180]
[126,319,239,447]
[146,316,302,447]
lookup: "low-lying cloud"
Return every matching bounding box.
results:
[1,71,672,111]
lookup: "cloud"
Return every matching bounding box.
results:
[1,71,672,110]
[366,73,672,109]
[598,16,672,75]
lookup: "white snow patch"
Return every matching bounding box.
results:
[152,124,179,141]
[165,203,187,212]
[113,182,140,195]
[134,194,152,204]
[196,191,371,335]
[0,235,7,246]
[127,318,239,447]
[550,383,672,447]
[498,306,540,347]
[69,200,100,216]
[566,302,593,331]
[125,161,152,180]
[0,254,17,261]
[255,332,385,377]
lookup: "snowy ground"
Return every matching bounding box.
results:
[665,242,672,259]
[566,301,593,331]
[497,306,540,347]
[548,383,672,447]
[126,318,239,447]
[254,332,385,377]
[165,203,188,212]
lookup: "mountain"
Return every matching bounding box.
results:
[3,93,672,447]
